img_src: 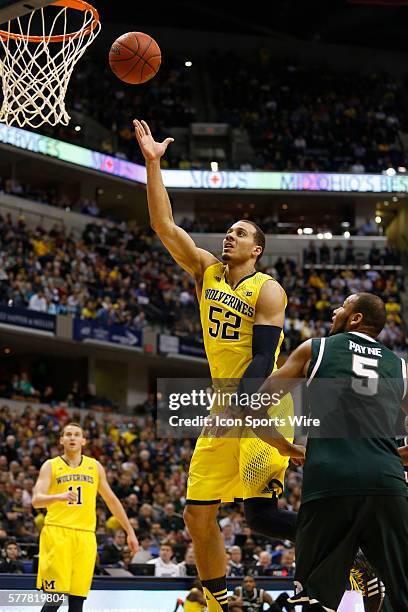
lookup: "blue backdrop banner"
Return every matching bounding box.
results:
[0,306,55,333]
[73,319,142,350]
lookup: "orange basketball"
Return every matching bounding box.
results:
[108,32,161,85]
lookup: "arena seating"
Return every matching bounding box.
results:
[0,211,405,357]
[33,52,408,172]
[0,402,299,576]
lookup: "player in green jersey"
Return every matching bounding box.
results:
[256,293,408,612]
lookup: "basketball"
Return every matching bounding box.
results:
[109,32,161,85]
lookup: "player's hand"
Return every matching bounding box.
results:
[286,443,306,461]
[59,490,78,503]
[133,119,174,161]
[291,454,306,467]
[127,531,139,555]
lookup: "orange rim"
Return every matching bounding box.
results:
[0,0,100,43]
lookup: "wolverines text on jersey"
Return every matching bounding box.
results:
[200,263,285,380]
[45,455,99,532]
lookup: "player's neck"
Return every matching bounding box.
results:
[225,262,256,290]
[61,451,82,467]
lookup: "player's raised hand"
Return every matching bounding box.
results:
[59,490,78,503]
[133,119,174,161]
[127,531,139,555]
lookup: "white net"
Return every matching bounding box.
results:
[0,0,101,128]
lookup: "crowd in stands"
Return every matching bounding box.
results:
[208,53,408,173]
[0,177,103,219]
[0,211,406,361]
[0,402,299,579]
[32,47,408,173]
[180,214,386,236]
[40,53,196,168]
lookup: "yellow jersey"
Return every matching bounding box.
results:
[200,263,286,380]
[44,455,99,532]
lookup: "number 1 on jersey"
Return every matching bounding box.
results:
[68,485,83,505]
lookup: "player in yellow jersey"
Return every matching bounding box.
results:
[134,119,304,612]
[32,423,138,612]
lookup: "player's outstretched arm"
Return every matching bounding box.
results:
[97,462,139,554]
[133,119,218,280]
[251,340,312,457]
[32,460,78,508]
[259,339,312,397]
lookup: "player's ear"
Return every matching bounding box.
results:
[252,245,262,260]
[349,311,363,329]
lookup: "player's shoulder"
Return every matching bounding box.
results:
[203,261,225,279]
[83,455,100,468]
[253,273,286,301]
[254,271,284,291]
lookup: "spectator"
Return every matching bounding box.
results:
[28,290,47,312]
[5,488,26,536]
[100,529,127,565]
[228,545,245,577]
[271,547,296,577]
[160,503,184,532]
[0,540,24,574]
[177,546,198,577]
[358,218,378,236]
[131,534,153,564]
[147,543,181,577]
[255,551,273,575]
[221,522,236,548]
[344,241,355,264]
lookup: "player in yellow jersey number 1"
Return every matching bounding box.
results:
[32,423,139,612]
[134,119,304,612]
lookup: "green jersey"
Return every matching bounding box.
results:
[303,331,407,503]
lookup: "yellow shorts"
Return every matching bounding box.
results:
[36,525,96,597]
[186,394,294,504]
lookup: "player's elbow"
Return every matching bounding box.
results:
[31,495,41,508]
[150,217,174,236]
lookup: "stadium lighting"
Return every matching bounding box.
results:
[385,168,396,176]
[210,161,218,172]
[303,227,313,235]
[323,232,333,239]
[317,233,324,239]
[398,167,406,173]
[297,228,303,235]
[65,206,71,212]
[343,231,351,239]
[341,221,350,228]
[185,60,193,67]
[74,125,82,132]
[375,216,382,224]
[392,197,398,203]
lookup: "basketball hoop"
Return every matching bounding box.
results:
[0,0,101,128]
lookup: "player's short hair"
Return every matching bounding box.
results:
[61,422,84,435]
[238,220,265,263]
[351,293,386,336]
